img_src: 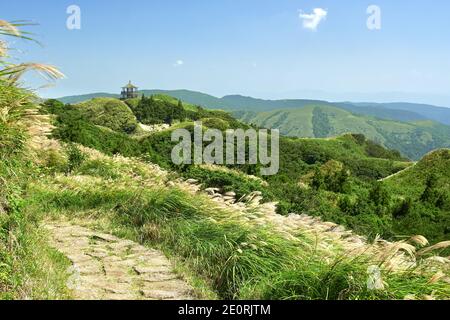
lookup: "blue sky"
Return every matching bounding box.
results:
[2,0,450,106]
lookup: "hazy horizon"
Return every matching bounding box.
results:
[54,87,450,109]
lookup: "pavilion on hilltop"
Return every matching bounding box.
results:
[120,81,139,100]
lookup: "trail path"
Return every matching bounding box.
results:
[45,221,195,300]
[378,162,416,182]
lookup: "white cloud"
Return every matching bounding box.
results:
[173,60,184,67]
[299,8,327,31]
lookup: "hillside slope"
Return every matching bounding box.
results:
[336,103,427,122]
[45,97,413,238]
[385,149,450,197]
[48,95,450,244]
[28,115,450,299]
[234,105,450,160]
[4,87,450,299]
[383,149,450,243]
[344,102,450,126]
[58,90,450,124]
[58,91,450,160]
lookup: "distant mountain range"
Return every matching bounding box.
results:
[58,89,450,125]
[337,102,450,126]
[234,105,450,160]
[57,89,450,159]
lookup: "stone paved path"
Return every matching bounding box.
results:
[45,221,195,300]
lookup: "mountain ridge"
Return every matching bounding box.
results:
[57,89,450,125]
[234,105,450,160]
[57,90,450,159]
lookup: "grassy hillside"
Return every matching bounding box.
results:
[2,90,449,299]
[37,95,450,297]
[58,91,450,160]
[57,90,224,107]
[234,105,450,160]
[57,92,119,104]
[75,98,138,133]
[383,149,450,243]
[58,90,450,125]
[347,102,450,126]
[46,96,433,240]
[27,136,450,300]
[0,82,71,299]
[0,21,71,299]
[336,103,427,122]
[386,149,450,197]
[47,94,450,247]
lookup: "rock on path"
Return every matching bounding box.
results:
[45,221,195,300]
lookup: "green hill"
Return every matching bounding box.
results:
[344,102,450,126]
[4,89,449,299]
[234,105,450,160]
[57,89,224,107]
[335,102,427,122]
[58,90,450,124]
[47,94,450,244]
[45,97,413,235]
[75,98,138,133]
[385,149,450,195]
[383,149,450,243]
[57,92,119,104]
[57,90,450,160]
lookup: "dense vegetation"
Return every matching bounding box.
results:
[42,96,450,245]
[58,90,450,160]
[25,148,449,300]
[384,150,450,244]
[33,95,450,299]
[132,95,186,125]
[0,81,69,299]
[58,90,450,126]
[2,84,449,301]
[75,98,138,133]
[234,105,450,160]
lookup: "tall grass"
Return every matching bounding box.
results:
[0,18,69,299]
[0,20,64,83]
[29,154,450,299]
[0,83,71,299]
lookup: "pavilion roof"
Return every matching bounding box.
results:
[122,81,138,89]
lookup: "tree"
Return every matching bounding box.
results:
[420,173,440,204]
[338,195,353,215]
[311,167,324,191]
[42,99,65,114]
[393,198,412,218]
[369,181,390,215]
[164,115,173,125]
[328,167,350,193]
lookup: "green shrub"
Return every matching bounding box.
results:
[134,95,186,125]
[66,143,86,173]
[76,98,138,133]
[201,117,230,131]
